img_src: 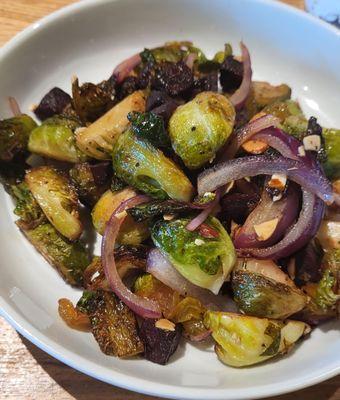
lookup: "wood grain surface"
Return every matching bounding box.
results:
[0,1,338,399]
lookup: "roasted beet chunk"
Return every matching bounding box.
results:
[139,318,182,365]
[34,87,72,121]
[221,192,260,225]
[219,56,243,92]
[146,90,179,124]
[192,72,218,96]
[152,61,193,96]
[294,239,324,287]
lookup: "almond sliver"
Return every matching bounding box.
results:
[254,218,279,241]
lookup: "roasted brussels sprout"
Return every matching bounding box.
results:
[34,87,72,121]
[151,217,236,294]
[11,182,45,229]
[0,114,37,161]
[139,317,182,365]
[25,167,83,241]
[252,82,291,109]
[28,115,86,163]
[18,221,89,285]
[204,311,310,367]
[127,111,170,148]
[169,92,235,169]
[134,273,181,318]
[232,259,307,319]
[322,128,340,178]
[91,188,149,244]
[79,290,144,357]
[294,239,324,286]
[76,90,146,159]
[69,161,111,206]
[112,129,194,201]
[72,76,116,123]
[262,100,303,123]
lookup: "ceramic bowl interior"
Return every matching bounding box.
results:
[0,1,339,399]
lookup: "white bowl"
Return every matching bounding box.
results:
[0,0,339,399]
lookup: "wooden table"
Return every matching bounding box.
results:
[0,1,338,399]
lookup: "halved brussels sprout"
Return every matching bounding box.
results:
[0,114,37,161]
[112,129,194,201]
[18,221,89,285]
[262,100,303,123]
[76,90,146,159]
[25,167,83,241]
[91,188,149,244]
[232,259,307,319]
[322,128,340,178]
[28,115,86,163]
[169,92,236,169]
[204,311,310,367]
[151,217,236,294]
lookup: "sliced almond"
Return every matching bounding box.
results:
[273,193,283,202]
[250,111,268,122]
[303,135,321,151]
[155,319,176,331]
[297,145,306,157]
[194,238,205,246]
[163,214,175,221]
[224,180,235,194]
[268,173,287,191]
[242,139,269,154]
[230,220,240,238]
[254,218,279,241]
[287,258,296,280]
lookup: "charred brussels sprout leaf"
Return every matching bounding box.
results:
[28,115,86,163]
[151,217,236,294]
[58,298,91,331]
[111,170,127,192]
[127,199,193,223]
[69,162,111,206]
[232,259,307,319]
[0,115,37,161]
[25,167,83,241]
[112,129,194,201]
[294,239,324,286]
[18,221,89,285]
[72,76,116,123]
[34,87,72,121]
[262,100,303,123]
[169,92,235,169]
[76,90,146,159]
[204,311,310,367]
[82,290,144,357]
[139,318,182,365]
[127,111,170,148]
[11,182,45,228]
[92,188,149,244]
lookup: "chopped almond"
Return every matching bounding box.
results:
[268,173,287,191]
[298,145,306,157]
[155,318,176,331]
[230,220,240,238]
[163,214,175,221]
[332,179,340,195]
[303,135,321,151]
[254,218,279,241]
[242,139,269,154]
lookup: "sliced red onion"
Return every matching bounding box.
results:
[197,155,334,204]
[234,183,300,249]
[229,42,252,110]
[101,195,161,319]
[112,53,142,84]
[8,97,21,116]
[186,188,222,231]
[184,53,197,70]
[147,249,237,312]
[221,114,280,161]
[253,127,315,166]
[238,189,325,259]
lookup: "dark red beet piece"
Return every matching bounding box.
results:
[139,318,182,365]
[117,76,139,100]
[219,56,243,92]
[192,72,218,97]
[152,61,194,96]
[34,87,72,121]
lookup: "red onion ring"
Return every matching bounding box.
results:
[101,195,162,319]
[221,114,281,161]
[198,155,334,205]
[229,42,252,110]
[147,249,238,312]
[186,188,223,231]
[238,189,325,259]
[8,97,21,116]
[112,53,142,84]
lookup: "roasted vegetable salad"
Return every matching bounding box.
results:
[2,41,339,368]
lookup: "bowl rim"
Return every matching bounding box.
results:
[0,0,339,399]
